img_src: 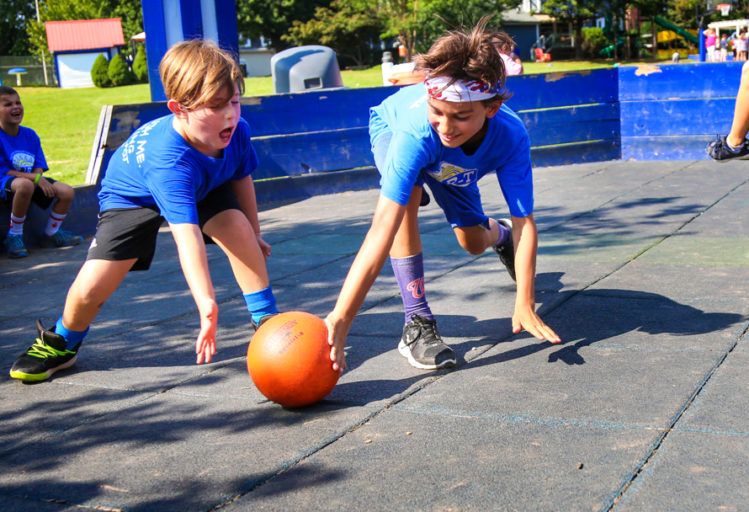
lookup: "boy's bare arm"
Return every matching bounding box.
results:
[169,222,219,363]
[326,195,407,371]
[511,214,561,344]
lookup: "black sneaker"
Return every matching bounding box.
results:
[398,315,456,370]
[706,135,749,162]
[493,219,516,282]
[9,320,80,382]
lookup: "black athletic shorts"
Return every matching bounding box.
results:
[3,176,59,210]
[86,181,241,271]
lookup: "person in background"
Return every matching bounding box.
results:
[0,85,83,258]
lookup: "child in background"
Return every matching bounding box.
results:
[325,19,560,372]
[0,85,83,258]
[10,40,278,382]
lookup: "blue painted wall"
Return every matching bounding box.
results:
[4,62,730,247]
[619,62,741,160]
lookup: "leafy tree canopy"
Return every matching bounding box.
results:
[237,0,332,51]
[26,0,142,59]
[0,0,35,55]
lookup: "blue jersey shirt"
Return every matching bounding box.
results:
[99,115,257,225]
[0,126,48,199]
[370,83,534,218]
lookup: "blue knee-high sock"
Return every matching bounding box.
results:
[243,286,278,324]
[390,253,433,324]
[54,316,89,350]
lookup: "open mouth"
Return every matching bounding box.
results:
[219,127,233,142]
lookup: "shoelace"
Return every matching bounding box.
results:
[26,338,71,359]
[416,320,442,347]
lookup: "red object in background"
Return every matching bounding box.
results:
[535,47,551,62]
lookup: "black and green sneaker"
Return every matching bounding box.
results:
[9,320,80,382]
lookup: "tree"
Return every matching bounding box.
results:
[132,44,148,82]
[91,53,110,87]
[541,0,600,58]
[285,0,383,67]
[0,0,35,55]
[416,1,515,54]
[107,52,134,86]
[236,0,332,51]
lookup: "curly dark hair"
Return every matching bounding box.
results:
[414,16,514,103]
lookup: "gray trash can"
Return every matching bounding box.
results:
[271,45,343,93]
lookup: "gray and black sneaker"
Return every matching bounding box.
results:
[251,313,278,331]
[493,218,516,282]
[9,320,80,382]
[398,315,456,370]
[706,135,749,162]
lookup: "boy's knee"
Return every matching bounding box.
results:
[54,182,75,201]
[460,240,486,256]
[12,178,34,198]
[204,209,251,241]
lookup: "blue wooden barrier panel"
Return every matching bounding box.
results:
[3,64,734,252]
[506,68,621,166]
[619,62,741,160]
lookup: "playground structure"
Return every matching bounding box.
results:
[601,15,699,59]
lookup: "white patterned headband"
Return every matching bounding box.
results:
[424,76,502,102]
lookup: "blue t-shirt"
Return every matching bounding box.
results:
[0,126,48,199]
[99,115,257,224]
[370,83,534,218]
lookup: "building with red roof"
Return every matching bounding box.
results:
[45,18,125,88]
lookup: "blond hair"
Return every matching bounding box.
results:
[159,39,244,110]
[414,16,514,103]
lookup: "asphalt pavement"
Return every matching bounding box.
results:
[0,159,747,511]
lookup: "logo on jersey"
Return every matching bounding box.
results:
[406,277,425,299]
[427,162,478,187]
[121,118,160,166]
[10,150,35,172]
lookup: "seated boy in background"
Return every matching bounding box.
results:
[0,85,83,258]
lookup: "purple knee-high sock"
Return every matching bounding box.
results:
[390,253,434,324]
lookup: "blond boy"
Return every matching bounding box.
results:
[10,40,278,382]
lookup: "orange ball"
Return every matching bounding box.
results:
[247,311,339,407]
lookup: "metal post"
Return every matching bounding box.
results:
[34,0,49,85]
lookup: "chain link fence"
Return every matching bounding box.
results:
[0,55,58,87]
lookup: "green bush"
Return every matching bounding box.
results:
[581,27,608,58]
[91,54,111,87]
[108,53,135,86]
[133,45,148,83]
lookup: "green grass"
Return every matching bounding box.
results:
[16,60,669,186]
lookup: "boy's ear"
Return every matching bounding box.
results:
[486,101,502,119]
[167,99,186,117]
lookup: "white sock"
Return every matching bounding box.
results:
[45,211,66,236]
[9,214,25,236]
[726,138,744,151]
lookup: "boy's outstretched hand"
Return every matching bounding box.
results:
[196,298,218,363]
[324,314,347,373]
[512,306,561,344]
